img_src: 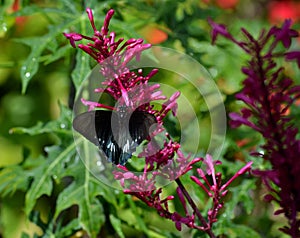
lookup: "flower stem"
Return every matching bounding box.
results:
[175,178,216,238]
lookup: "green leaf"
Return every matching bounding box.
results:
[24,143,76,215]
[215,222,261,238]
[44,45,71,65]
[0,145,51,197]
[226,179,256,218]
[71,50,91,90]
[54,158,105,238]
[9,102,116,236]
[109,214,125,238]
[53,139,117,237]
[21,233,31,238]
[55,219,81,237]
[0,165,30,196]
[17,18,81,93]
[20,51,40,94]
[126,196,150,236]
[10,103,72,137]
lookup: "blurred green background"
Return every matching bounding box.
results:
[0,0,300,237]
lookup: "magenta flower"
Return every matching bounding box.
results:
[65,8,181,165]
[64,8,176,114]
[191,155,252,228]
[66,9,254,238]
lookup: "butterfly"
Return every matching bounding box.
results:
[73,109,157,165]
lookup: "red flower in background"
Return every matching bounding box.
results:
[268,1,300,24]
[11,0,27,30]
[139,25,168,44]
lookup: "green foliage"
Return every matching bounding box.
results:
[1,103,118,237]
[12,6,82,93]
[1,0,296,237]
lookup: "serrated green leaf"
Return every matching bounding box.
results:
[44,45,71,65]
[11,121,45,135]
[225,179,256,219]
[10,103,72,136]
[21,53,40,94]
[127,196,150,235]
[18,18,81,93]
[54,136,120,237]
[54,164,105,238]
[25,143,76,215]
[216,223,261,238]
[109,214,125,238]
[0,166,30,196]
[55,219,81,237]
[71,50,91,90]
[54,140,108,237]
[46,38,58,53]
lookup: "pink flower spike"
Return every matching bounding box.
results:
[101,9,115,36]
[123,171,135,179]
[169,91,181,102]
[190,176,212,197]
[197,168,205,178]
[167,195,174,200]
[81,98,115,111]
[221,190,228,197]
[63,33,83,48]
[117,164,128,171]
[196,168,212,190]
[220,161,253,191]
[86,8,97,32]
[203,154,217,186]
[94,88,105,93]
[147,68,159,78]
[237,161,253,175]
[110,32,115,44]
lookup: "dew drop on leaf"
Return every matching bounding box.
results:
[25,72,31,78]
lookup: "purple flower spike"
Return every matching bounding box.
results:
[210,16,300,236]
[269,19,299,49]
[207,18,231,44]
[285,51,300,68]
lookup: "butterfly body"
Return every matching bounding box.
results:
[73,109,156,165]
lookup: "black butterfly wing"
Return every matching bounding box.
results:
[109,111,157,165]
[73,110,157,165]
[73,110,101,145]
[73,111,116,162]
[94,111,123,164]
[129,111,157,145]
